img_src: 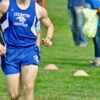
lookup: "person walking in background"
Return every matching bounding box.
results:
[36,20,41,46]
[0,0,54,100]
[0,27,4,65]
[35,0,45,7]
[35,0,42,46]
[35,0,41,5]
[86,0,100,67]
[68,0,87,47]
[35,0,46,46]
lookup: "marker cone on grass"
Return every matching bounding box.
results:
[73,70,89,77]
[44,64,58,70]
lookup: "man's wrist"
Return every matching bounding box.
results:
[46,37,52,40]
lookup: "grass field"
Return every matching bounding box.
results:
[0,0,100,100]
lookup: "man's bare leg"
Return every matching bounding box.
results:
[21,64,38,100]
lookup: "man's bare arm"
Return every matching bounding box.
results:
[0,0,9,55]
[0,1,9,19]
[36,3,54,47]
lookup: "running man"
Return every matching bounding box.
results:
[0,0,54,100]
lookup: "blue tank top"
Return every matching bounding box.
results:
[0,0,38,47]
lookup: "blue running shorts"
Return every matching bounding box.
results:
[1,45,40,75]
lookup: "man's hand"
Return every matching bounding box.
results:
[0,43,6,56]
[43,37,53,47]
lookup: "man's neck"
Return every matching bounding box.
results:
[16,0,30,9]
[17,0,29,5]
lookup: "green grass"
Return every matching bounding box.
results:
[0,0,100,100]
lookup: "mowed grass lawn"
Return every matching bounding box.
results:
[0,0,100,100]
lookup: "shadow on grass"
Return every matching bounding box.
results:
[41,57,90,67]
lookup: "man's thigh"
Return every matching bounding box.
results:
[21,65,38,84]
[5,73,21,95]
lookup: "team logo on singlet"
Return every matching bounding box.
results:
[13,12,30,27]
[16,16,26,23]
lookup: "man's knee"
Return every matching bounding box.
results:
[24,83,34,92]
[9,92,20,100]
[95,37,100,44]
